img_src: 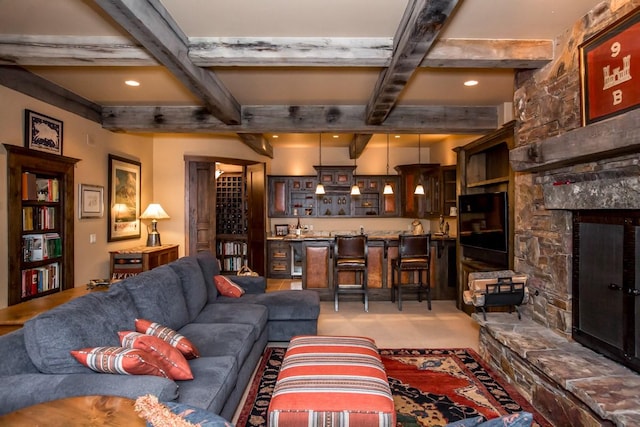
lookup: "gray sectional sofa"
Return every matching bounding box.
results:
[0,251,320,420]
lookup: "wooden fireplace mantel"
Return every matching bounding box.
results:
[510,108,640,173]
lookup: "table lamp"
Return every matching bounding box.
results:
[140,203,170,246]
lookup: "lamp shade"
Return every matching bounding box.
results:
[414,184,425,195]
[383,183,394,195]
[140,203,170,220]
[350,184,361,196]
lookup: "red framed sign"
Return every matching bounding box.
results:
[580,7,640,125]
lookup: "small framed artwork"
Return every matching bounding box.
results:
[275,224,289,236]
[24,109,63,155]
[79,184,104,219]
[580,8,640,125]
[108,154,141,242]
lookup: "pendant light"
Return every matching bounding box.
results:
[315,133,325,195]
[350,155,361,196]
[414,134,425,195]
[383,134,394,195]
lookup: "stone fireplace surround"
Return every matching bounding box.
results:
[474,109,640,426]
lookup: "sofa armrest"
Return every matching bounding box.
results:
[0,373,178,416]
[232,275,266,294]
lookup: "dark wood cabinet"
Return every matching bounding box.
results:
[268,171,399,218]
[267,240,291,278]
[454,121,515,310]
[110,244,179,279]
[5,144,79,306]
[395,163,442,218]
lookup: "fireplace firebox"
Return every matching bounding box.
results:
[572,210,640,373]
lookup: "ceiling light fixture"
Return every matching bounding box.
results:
[414,134,425,195]
[315,133,325,195]
[350,156,361,196]
[464,80,478,87]
[125,80,140,87]
[383,134,394,195]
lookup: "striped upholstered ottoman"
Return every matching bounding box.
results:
[267,335,396,427]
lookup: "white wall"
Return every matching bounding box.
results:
[0,86,153,308]
[0,85,475,308]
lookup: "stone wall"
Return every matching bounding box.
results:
[511,0,640,337]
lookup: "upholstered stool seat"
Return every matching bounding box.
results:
[267,335,396,427]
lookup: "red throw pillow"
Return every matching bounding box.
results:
[135,319,200,359]
[71,346,169,378]
[119,331,193,380]
[214,275,245,298]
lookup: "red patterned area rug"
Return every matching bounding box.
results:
[236,347,551,427]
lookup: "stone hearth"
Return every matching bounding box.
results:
[476,312,640,426]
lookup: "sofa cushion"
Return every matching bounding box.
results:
[0,329,39,376]
[119,331,193,380]
[136,319,200,360]
[218,290,320,320]
[120,265,190,330]
[23,285,138,374]
[214,275,245,298]
[168,256,208,321]
[195,251,220,302]
[178,322,255,368]
[176,356,238,414]
[193,303,268,341]
[71,346,169,378]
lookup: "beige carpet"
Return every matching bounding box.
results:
[317,299,480,350]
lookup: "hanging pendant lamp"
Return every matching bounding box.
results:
[350,156,361,196]
[315,133,325,195]
[383,134,394,195]
[414,134,425,195]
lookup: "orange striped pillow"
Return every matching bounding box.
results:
[214,275,245,298]
[119,331,193,380]
[135,318,200,360]
[71,346,169,378]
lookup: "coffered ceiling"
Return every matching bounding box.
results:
[0,0,603,156]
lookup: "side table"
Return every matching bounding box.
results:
[0,395,145,426]
[110,244,179,280]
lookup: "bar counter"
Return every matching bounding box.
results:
[267,232,456,301]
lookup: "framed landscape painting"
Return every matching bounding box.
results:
[107,154,141,241]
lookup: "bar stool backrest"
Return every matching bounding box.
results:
[398,234,430,260]
[334,234,368,260]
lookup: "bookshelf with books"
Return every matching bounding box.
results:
[5,144,79,306]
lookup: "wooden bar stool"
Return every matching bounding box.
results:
[391,234,431,310]
[333,234,368,312]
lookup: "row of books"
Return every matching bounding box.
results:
[21,262,60,298]
[217,241,247,256]
[22,233,62,262]
[22,172,60,202]
[221,256,245,272]
[22,206,56,231]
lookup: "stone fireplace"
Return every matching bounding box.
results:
[470,2,640,425]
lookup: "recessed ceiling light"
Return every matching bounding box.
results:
[332,135,339,139]
[394,135,400,139]
[125,80,140,87]
[464,80,478,87]
[272,135,279,139]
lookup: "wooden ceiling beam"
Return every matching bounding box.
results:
[0,35,552,69]
[365,0,461,126]
[0,66,102,123]
[237,133,274,158]
[350,134,373,158]
[102,104,497,134]
[93,0,241,125]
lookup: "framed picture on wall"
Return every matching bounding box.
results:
[79,184,104,219]
[275,224,289,236]
[107,154,141,241]
[580,8,640,125]
[24,109,63,155]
